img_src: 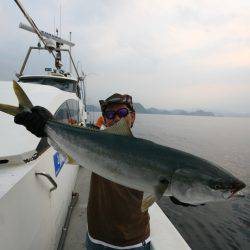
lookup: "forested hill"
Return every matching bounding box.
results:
[86,103,215,116]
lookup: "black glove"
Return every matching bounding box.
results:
[169,196,201,207]
[14,106,53,137]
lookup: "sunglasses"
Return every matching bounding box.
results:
[104,108,131,120]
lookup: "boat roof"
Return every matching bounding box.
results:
[18,74,78,93]
[19,74,77,83]
[0,81,78,158]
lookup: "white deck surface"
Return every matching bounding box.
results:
[64,166,90,249]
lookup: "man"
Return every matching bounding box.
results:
[86,94,197,250]
[14,93,151,250]
[14,93,191,250]
[86,93,151,249]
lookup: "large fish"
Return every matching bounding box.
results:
[0,81,246,211]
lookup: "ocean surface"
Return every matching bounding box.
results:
[90,113,250,250]
[132,114,250,250]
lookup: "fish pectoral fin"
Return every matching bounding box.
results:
[141,194,156,212]
[141,182,169,212]
[102,118,133,137]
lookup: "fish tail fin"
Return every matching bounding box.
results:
[0,80,33,116]
[0,104,22,116]
[13,80,33,109]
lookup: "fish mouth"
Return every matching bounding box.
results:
[228,181,246,199]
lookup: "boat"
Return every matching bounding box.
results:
[0,1,190,249]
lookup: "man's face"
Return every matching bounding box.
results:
[104,103,135,128]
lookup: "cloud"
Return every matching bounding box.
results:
[0,0,250,113]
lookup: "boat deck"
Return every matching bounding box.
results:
[64,167,90,250]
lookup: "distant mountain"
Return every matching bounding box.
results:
[133,103,149,113]
[86,103,215,117]
[134,103,214,116]
[188,110,214,116]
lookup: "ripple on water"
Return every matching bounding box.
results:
[133,114,250,250]
[158,195,250,250]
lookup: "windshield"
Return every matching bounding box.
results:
[19,76,77,93]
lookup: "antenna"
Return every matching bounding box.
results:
[69,32,72,73]
[53,16,56,35]
[60,3,62,37]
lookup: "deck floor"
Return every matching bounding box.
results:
[64,167,91,250]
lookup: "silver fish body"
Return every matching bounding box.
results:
[0,81,246,207]
[46,120,246,205]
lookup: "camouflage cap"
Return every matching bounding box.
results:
[99,93,135,113]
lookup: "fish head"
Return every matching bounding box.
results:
[170,168,246,205]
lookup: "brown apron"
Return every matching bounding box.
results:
[87,173,150,247]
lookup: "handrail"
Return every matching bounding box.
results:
[35,172,57,192]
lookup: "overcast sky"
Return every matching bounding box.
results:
[0,0,250,113]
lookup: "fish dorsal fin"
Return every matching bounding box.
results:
[13,80,33,109]
[102,118,133,137]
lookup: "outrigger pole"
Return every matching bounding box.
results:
[14,0,56,58]
[19,23,75,47]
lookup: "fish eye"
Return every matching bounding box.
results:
[209,179,223,190]
[214,184,221,190]
[214,180,224,190]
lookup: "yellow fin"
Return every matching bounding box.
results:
[141,179,169,212]
[0,104,21,116]
[13,80,33,109]
[141,195,156,212]
[102,118,133,137]
[0,80,34,116]
[48,138,76,165]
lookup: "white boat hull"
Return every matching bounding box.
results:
[0,147,79,250]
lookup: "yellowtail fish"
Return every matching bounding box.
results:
[0,81,246,211]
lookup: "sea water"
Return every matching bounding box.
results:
[133,114,250,250]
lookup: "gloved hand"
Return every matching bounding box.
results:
[169,196,205,207]
[14,106,53,137]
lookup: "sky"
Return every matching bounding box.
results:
[0,0,250,113]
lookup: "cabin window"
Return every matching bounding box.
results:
[18,78,77,93]
[54,99,80,125]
